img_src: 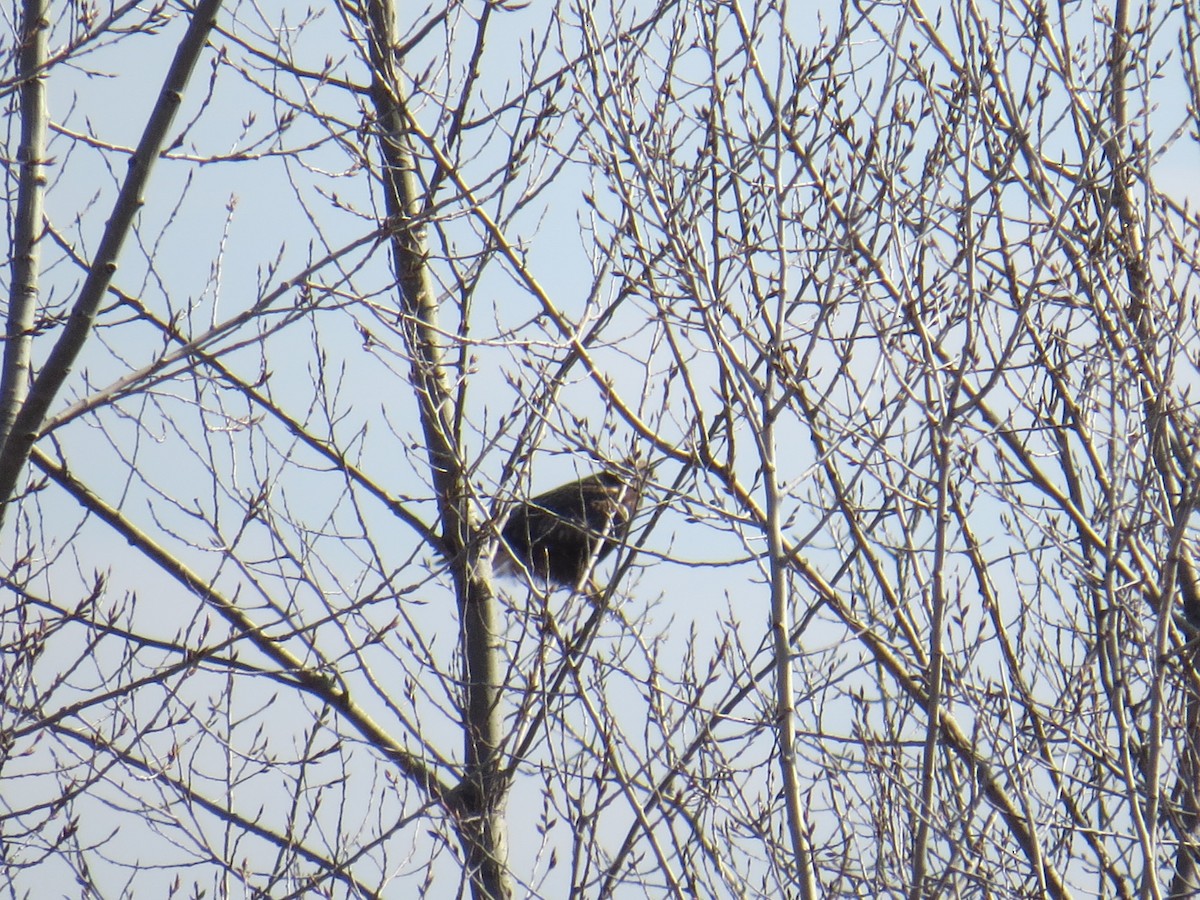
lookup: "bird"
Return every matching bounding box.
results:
[497,470,642,589]
[1176,540,1200,633]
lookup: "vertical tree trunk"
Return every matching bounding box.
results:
[1169,689,1200,897]
[0,0,50,453]
[359,3,509,897]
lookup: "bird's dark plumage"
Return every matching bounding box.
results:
[499,471,640,588]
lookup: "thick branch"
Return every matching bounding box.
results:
[0,0,225,526]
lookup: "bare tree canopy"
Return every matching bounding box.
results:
[3,0,1200,896]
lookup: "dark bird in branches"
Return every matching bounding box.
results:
[498,470,642,589]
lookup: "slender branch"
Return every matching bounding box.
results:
[45,720,380,896]
[29,445,455,810]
